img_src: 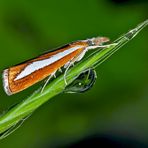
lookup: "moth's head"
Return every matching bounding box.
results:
[88,37,110,46]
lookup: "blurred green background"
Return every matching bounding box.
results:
[0,0,148,147]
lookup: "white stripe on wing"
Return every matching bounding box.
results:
[15,45,83,81]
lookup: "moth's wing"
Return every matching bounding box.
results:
[3,45,85,95]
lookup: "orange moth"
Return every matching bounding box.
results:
[2,37,110,95]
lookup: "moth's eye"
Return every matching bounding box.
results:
[87,40,95,46]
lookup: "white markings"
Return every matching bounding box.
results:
[2,69,12,95]
[15,45,84,81]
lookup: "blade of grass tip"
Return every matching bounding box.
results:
[93,19,148,68]
[0,19,147,139]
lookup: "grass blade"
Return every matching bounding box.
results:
[0,19,147,139]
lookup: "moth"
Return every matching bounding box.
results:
[2,37,112,95]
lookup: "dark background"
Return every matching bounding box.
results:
[0,0,148,147]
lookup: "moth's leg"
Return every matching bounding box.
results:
[64,61,70,69]
[53,73,56,78]
[64,50,87,86]
[75,50,87,62]
[41,71,56,93]
[64,61,73,86]
[58,68,62,73]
